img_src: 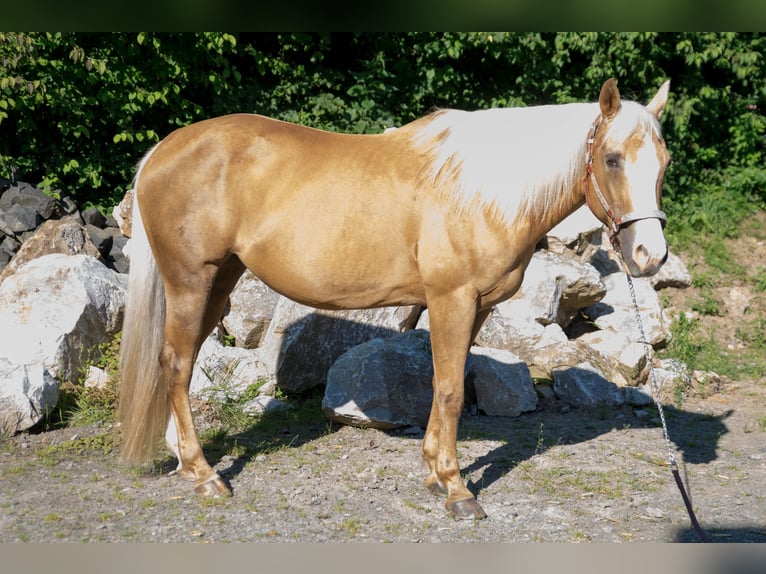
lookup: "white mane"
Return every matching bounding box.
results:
[413,100,660,224]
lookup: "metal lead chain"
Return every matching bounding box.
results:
[625,272,711,542]
[625,273,676,469]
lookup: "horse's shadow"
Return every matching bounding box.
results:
[458,402,731,495]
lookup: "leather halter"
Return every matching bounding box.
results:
[584,114,667,250]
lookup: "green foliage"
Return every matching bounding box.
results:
[661,313,726,374]
[662,312,766,382]
[1,32,765,217]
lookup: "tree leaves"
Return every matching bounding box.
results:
[0,32,763,212]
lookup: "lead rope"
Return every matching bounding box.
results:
[624,272,712,543]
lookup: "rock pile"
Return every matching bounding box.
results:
[0,181,695,435]
[0,180,129,282]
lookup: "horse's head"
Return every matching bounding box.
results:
[585,78,671,277]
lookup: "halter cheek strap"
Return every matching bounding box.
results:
[585,114,667,249]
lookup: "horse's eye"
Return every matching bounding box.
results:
[605,154,622,169]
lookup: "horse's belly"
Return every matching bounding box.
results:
[239,234,426,310]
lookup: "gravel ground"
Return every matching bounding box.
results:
[1,375,764,544]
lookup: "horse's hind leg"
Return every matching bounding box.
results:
[161,257,245,497]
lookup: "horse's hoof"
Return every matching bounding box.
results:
[194,473,232,498]
[446,497,487,520]
[426,480,448,496]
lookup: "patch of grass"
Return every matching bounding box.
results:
[44,332,123,430]
[689,290,720,316]
[34,432,119,466]
[517,461,655,499]
[751,267,766,292]
[340,518,362,537]
[199,361,268,432]
[661,314,727,373]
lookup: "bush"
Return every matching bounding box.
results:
[1,32,764,217]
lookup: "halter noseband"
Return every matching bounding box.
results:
[585,114,667,250]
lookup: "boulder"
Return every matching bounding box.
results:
[551,363,626,409]
[0,254,127,431]
[322,329,435,429]
[81,206,107,228]
[108,235,130,274]
[0,182,60,220]
[575,330,651,387]
[0,218,102,285]
[650,251,692,290]
[189,332,271,398]
[584,272,671,346]
[221,271,281,348]
[546,205,604,262]
[260,297,420,393]
[323,330,539,428]
[469,346,537,416]
[473,309,568,359]
[0,203,42,234]
[0,360,59,434]
[494,250,605,328]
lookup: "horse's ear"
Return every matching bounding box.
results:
[646,79,671,119]
[599,78,621,119]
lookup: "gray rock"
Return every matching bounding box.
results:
[81,206,106,228]
[85,224,113,257]
[623,384,654,407]
[0,234,21,257]
[649,250,692,290]
[469,346,537,417]
[260,297,419,393]
[0,360,59,433]
[0,203,42,233]
[108,235,130,274]
[0,183,59,220]
[552,362,626,408]
[322,330,434,429]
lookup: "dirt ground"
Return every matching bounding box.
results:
[1,222,765,543]
[1,364,764,543]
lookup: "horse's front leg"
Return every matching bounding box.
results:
[422,291,488,520]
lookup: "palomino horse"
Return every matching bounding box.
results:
[119,78,671,520]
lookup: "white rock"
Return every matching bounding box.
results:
[190,333,270,398]
[0,359,58,433]
[221,271,280,348]
[0,254,126,431]
[83,365,111,389]
[585,272,670,346]
[496,250,605,328]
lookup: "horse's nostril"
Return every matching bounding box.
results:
[633,244,650,267]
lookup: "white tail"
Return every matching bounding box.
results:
[117,157,169,464]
